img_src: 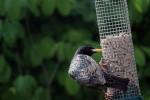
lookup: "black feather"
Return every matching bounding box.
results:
[104,72,129,92]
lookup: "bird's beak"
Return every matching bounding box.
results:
[92,49,102,52]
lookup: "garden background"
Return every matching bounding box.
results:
[0,0,150,100]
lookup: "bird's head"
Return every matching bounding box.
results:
[75,46,102,56]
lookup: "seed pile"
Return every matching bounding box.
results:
[100,33,140,96]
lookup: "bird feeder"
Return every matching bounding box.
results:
[94,0,144,100]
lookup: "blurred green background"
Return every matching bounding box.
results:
[0,0,149,100]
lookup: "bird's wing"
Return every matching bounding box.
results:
[69,54,106,85]
[86,55,106,85]
[68,55,91,84]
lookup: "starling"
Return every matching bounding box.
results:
[68,46,129,100]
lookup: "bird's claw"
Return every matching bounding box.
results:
[99,58,108,68]
[104,93,112,100]
[98,87,112,100]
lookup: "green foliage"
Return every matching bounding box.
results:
[140,46,150,57]
[34,87,47,100]
[38,37,55,59]
[29,48,42,67]
[56,0,73,16]
[0,64,11,83]
[42,0,55,16]
[133,0,149,14]
[0,0,150,100]
[0,55,5,74]
[65,75,80,95]
[13,75,37,95]
[134,46,146,67]
[4,0,21,19]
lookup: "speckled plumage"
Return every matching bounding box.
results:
[68,54,106,88]
[68,46,129,96]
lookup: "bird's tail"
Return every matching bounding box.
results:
[104,72,129,92]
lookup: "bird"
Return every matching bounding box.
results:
[68,46,129,100]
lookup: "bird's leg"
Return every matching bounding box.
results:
[104,93,112,100]
[98,87,112,100]
[99,58,108,68]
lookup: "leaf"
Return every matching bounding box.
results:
[0,0,3,14]
[129,0,143,25]
[140,46,150,58]
[2,21,17,46]
[2,21,23,47]
[0,20,2,39]
[65,75,80,95]
[34,87,44,98]
[14,21,25,39]
[38,37,55,59]
[134,46,146,67]
[142,0,150,13]
[50,42,61,58]
[8,0,21,19]
[134,0,143,13]
[56,0,71,16]
[50,42,67,61]
[34,87,48,100]
[42,0,55,16]
[29,47,42,67]
[4,0,21,19]
[66,29,87,43]
[9,87,16,95]
[25,75,37,88]
[66,43,76,61]
[14,75,37,95]
[134,0,150,14]
[3,0,12,12]
[13,76,26,95]
[0,55,6,74]
[1,87,18,100]
[25,0,40,17]
[57,69,68,86]
[0,63,11,83]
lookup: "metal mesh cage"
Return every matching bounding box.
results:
[95,0,131,41]
[94,0,142,100]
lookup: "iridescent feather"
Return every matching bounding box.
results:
[68,54,106,88]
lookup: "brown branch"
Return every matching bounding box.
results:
[47,62,60,100]
[48,62,60,85]
[25,18,49,82]
[25,18,60,100]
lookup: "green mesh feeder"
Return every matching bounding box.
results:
[94,0,144,100]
